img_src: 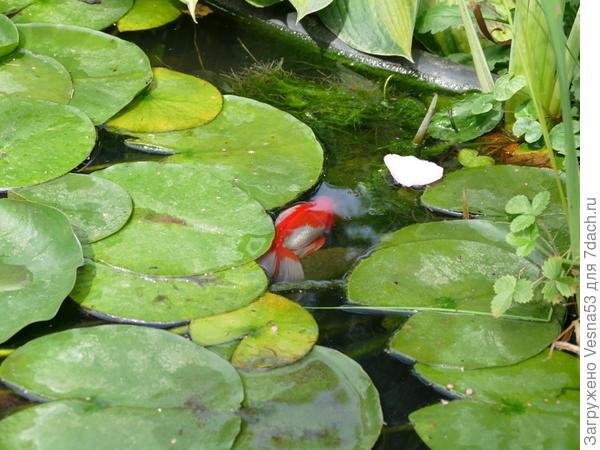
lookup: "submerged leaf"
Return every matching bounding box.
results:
[190,293,318,369]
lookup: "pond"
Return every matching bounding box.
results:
[0,2,580,449]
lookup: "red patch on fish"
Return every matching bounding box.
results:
[258,196,336,282]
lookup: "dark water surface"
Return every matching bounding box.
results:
[2,11,455,448]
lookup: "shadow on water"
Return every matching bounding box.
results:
[2,11,457,447]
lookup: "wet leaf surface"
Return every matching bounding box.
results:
[0,13,17,57]
[117,0,182,32]
[11,173,132,244]
[125,95,324,209]
[388,311,560,369]
[0,199,82,344]
[190,293,318,369]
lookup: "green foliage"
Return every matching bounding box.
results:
[491,275,534,317]
[457,148,495,168]
[416,2,462,34]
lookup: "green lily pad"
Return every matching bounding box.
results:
[421,165,568,250]
[318,0,418,60]
[117,0,182,32]
[347,238,549,320]
[6,0,133,30]
[70,261,267,326]
[0,199,82,344]
[190,293,318,369]
[235,346,383,449]
[91,161,274,276]
[458,149,495,168]
[428,93,503,143]
[17,23,152,124]
[415,350,579,403]
[0,325,243,449]
[107,67,222,132]
[0,97,96,190]
[0,14,17,57]
[388,311,560,369]
[10,173,132,244]
[0,49,73,103]
[125,95,324,209]
[289,0,333,20]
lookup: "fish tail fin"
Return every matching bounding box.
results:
[258,247,304,282]
[295,235,326,258]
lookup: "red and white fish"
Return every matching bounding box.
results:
[258,196,336,282]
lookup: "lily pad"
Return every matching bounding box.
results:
[235,346,383,449]
[318,0,418,60]
[11,173,132,243]
[415,350,579,403]
[0,199,82,344]
[421,165,568,250]
[125,95,324,209]
[107,67,222,132]
[388,311,560,369]
[0,14,17,57]
[347,238,549,320]
[190,293,318,369]
[70,261,267,326]
[290,0,333,20]
[0,49,73,103]
[428,93,503,143]
[0,97,96,190]
[91,161,274,276]
[117,0,182,32]
[17,23,152,124]
[6,0,133,30]
[0,325,243,449]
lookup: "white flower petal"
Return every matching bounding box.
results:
[383,154,444,187]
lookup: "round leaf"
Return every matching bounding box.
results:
[0,14,17,57]
[0,325,243,449]
[125,95,324,209]
[318,0,418,59]
[17,23,152,124]
[190,293,318,369]
[347,239,548,320]
[388,311,560,369]
[0,97,96,190]
[117,0,182,32]
[11,173,132,243]
[91,161,274,275]
[70,261,267,326]
[8,0,133,30]
[107,67,222,132]
[421,165,568,250]
[0,49,73,103]
[235,346,383,449]
[0,199,82,344]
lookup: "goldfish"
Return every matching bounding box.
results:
[258,196,336,282]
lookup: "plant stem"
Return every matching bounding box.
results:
[412,94,438,145]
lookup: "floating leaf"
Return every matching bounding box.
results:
[388,311,560,369]
[70,261,267,326]
[414,350,579,403]
[0,49,73,103]
[0,14,17,57]
[6,0,133,30]
[235,346,383,449]
[428,93,503,142]
[11,174,132,244]
[125,95,324,209]
[91,161,274,276]
[0,199,82,344]
[347,234,549,320]
[0,325,243,449]
[289,0,333,20]
[107,67,222,132]
[117,0,181,32]
[0,97,96,190]
[457,149,495,168]
[190,293,318,369]
[17,23,152,124]
[421,165,568,251]
[318,0,418,60]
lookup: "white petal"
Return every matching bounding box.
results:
[383,154,444,187]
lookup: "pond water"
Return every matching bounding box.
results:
[1,10,457,448]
